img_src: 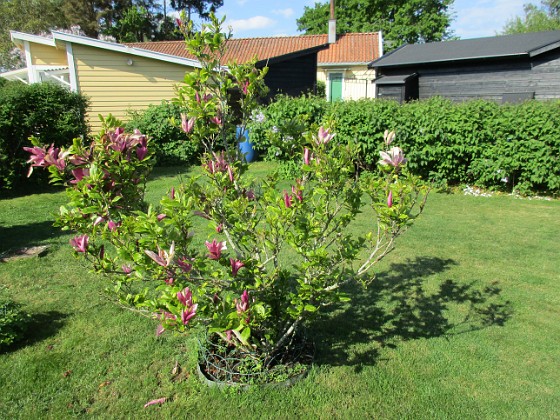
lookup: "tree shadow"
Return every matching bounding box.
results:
[1,310,68,354]
[311,256,513,369]
[0,221,65,255]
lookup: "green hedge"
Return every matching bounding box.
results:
[247,94,329,161]
[0,81,89,190]
[126,101,201,166]
[250,96,560,195]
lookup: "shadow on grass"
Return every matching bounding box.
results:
[312,256,513,369]
[0,221,65,255]
[1,311,67,354]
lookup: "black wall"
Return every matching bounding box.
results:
[376,48,560,102]
[260,53,318,101]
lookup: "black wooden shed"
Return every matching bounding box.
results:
[369,31,560,103]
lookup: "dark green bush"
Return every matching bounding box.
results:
[0,81,89,190]
[0,289,30,350]
[126,101,201,166]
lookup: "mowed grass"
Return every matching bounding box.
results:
[0,163,559,418]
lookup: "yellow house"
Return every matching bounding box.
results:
[4,31,201,130]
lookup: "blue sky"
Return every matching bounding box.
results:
[211,0,527,40]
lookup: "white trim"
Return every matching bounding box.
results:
[23,41,38,83]
[319,62,369,67]
[378,30,384,58]
[11,31,56,47]
[0,68,30,84]
[51,31,202,68]
[65,43,79,92]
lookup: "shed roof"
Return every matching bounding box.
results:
[125,32,380,66]
[370,30,560,68]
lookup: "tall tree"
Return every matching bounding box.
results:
[296,0,454,49]
[170,0,223,21]
[0,0,69,70]
[502,0,560,34]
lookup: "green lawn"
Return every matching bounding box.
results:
[1,163,559,418]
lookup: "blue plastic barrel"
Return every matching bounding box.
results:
[237,127,255,163]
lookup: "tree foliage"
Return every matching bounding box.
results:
[0,0,69,70]
[502,0,560,34]
[296,0,454,49]
[170,0,224,20]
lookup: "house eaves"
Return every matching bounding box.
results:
[255,44,328,67]
[11,31,56,47]
[50,31,202,68]
[369,30,560,69]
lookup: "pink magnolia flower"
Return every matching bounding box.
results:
[316,126,335,145]
[227,165,234,182]
[177,256,193,273]
[24,144,67,175]
[230,258,245,277]
[23,145,47,171]
[246,189,255,200]
[93,216,104,226]
[107,220,120,231]
[226,329,233,341]
[303,147,310,165]
[157,213,167,222]
[283,190,292,208]
[211,116,222,126]
[387,190,393,208]
[69,153,89,166]
[241,80,250,95]
[175,17,183,27]
[70,167,89,184]
[136,145,148,161]
[181,114,196,134]
[204,151,229,175]
[379,147,407,168]
[170,187,175,199]
[122,264,132,274]
[70,234,89,253]
[205,239,226,260]
[155,311,177,337]
[236,290,250,314]
[155,324,165,337]
[292,185,303,202]
[145,242,175,267]
[181,304,198,325]
[384,130,396,147]
[177,287,193,307]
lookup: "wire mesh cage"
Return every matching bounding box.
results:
[197,332,314,386]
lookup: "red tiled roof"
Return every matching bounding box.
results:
[125,32,380,65]
[318,33,380,64]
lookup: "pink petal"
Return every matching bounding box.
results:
[144,397,167,408]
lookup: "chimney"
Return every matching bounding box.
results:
[328,0,336,44]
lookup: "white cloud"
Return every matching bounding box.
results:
[226,16,276,33]
[451,0,526,39]
[272,8,294,18]
[236,0,248,5]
